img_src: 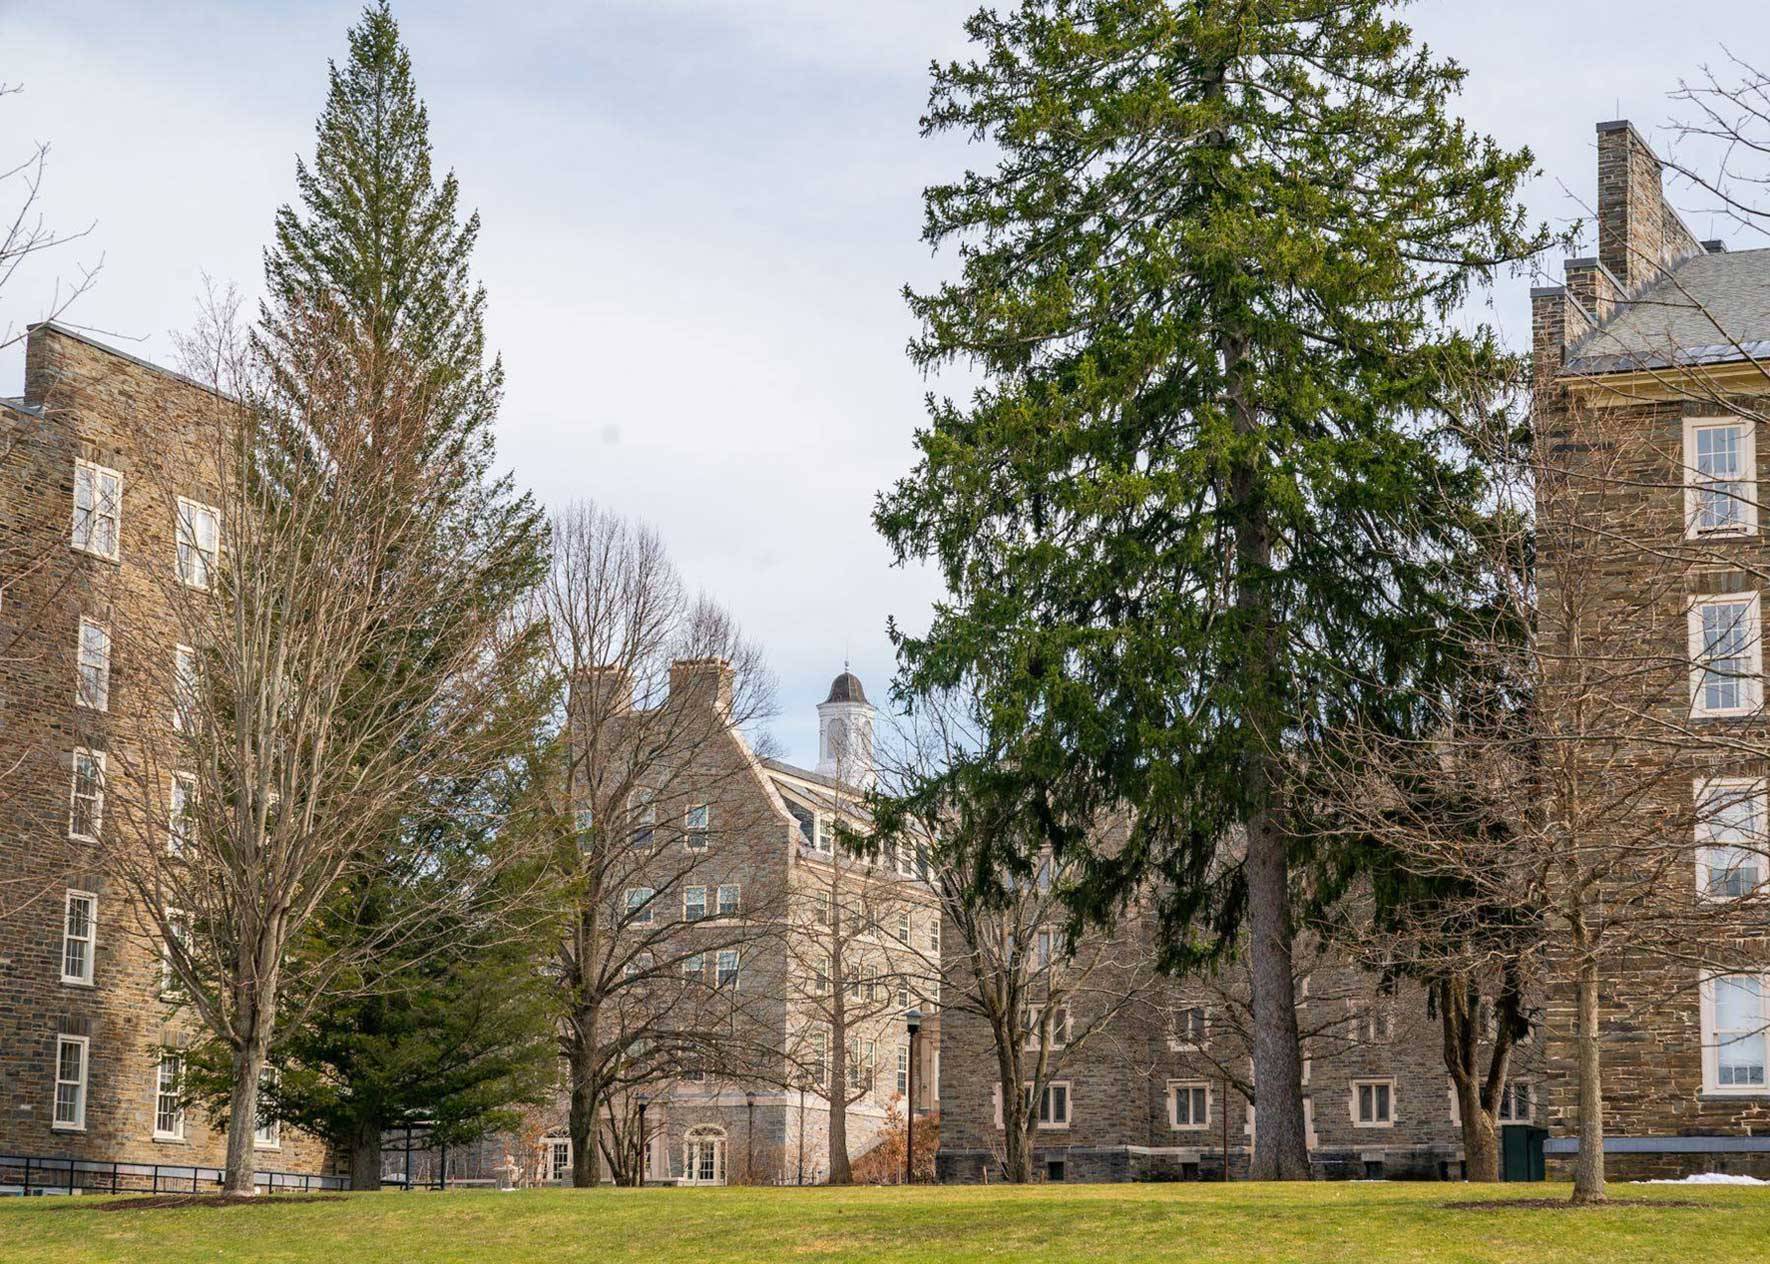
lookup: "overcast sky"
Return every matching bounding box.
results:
[2,1,1762,766]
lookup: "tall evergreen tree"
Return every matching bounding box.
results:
[876,0,1548,1179]
[249,0,553,1187]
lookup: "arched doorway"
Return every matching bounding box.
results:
[683,1125,727,1186]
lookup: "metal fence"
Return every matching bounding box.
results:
[0,1153,349,1197]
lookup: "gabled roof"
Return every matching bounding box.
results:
[1564,247,1770,375]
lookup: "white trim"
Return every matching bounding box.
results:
[60,889,97,986]
[1694,776,1768,901]
[175,496,220,589]
[153,1051,185,1141]
[1167,1079,1211,1131]
[68,748,105,841]
[52,1034,89,1131]
[1497,1080,1534,1124]
[1683,416,1759,539]
[1350,1078,1396,1128]
[1688,592,1764,718]
[1700,972,1770,1095]
[71,459,122,560]
[76,618,111,711]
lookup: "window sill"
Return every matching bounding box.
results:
[1700,1086,1770,1098]
[50,1123,85,1134]
[70,545,121,565]
[1170,1124,1210,1132]
[1351,1121,1396,1130]
[1685,527,1758,542]
[60,977,96,989]
[152,1134,189,1145]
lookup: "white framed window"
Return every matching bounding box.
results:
[1033,928,1053,972]
[813,890,832,927]
[169,773,196,855]
[53,1035,89,1130]
[1696,778,1767,900]
[629,788,655,848]
[1168,1080,1210,1130]
[928,918,940,955]
[684,803,710,849]
[76,618,111,711]
[997,1081,1071,1129]
[683,1125,726,1186]
[173,644,198,732]
[847,1038,876,1090]
[716,949,740,989]
[69,748,105,840]
[61,889,96,985]
[175,497,220,589]
[1689,594,1764,718]
[574,807,594,850]
[896,1045,909,1095]
[812,955,830,995]
[72,460,122,559]
[896,839,915,877]
[816,815,837,854]
[539,1135,571,1184]
[161,907,188,998]
[625,887,654,925]
[1169,1003,1209,1050]
[1026,1003,1071,1049]
[809,1027,829,1085]
[1352,1078,1395,1127]
[1497,1080,1533,1123]
[717,884,740,917]
[1035,1081,1070,1129]
[1703,973,1770,1092]
[153,1052,185,1140]
[623,950,655,981]
[683,886,707,922]
[1685,417,1758,537]
[896,910,911,944]
[254,1069,280,1149]
[682,952,705,982]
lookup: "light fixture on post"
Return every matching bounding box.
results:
[905,1008,923,1185]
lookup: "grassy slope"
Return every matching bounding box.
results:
[3,1182,1766,1263]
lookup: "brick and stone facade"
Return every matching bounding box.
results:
[527,667,939,1186]
[1532,121,1770,1181]
[936,931,1541,1184]
[0,324,334,1187]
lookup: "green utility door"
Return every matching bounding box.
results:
[1499,1125,1547,1182]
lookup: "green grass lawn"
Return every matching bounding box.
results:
[2,1181,1766,1263]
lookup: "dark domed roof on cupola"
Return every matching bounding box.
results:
[824,671,868,705]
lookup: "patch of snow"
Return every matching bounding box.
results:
[1634,1173,1770,1185]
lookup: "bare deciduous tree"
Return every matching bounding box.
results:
[99,291,537,1192]
[533,500,783,1188]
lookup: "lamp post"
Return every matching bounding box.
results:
[636,1096,649,1187]
[904,1009,923,1185]
[746,1092,756,1183]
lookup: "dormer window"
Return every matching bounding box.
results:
[1685,418,1757,537]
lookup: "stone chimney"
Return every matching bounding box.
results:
[1594,120,1703,293]
[571,665,633,721]
[669,657,734,717]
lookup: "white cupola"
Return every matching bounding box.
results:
[815,668,875,787]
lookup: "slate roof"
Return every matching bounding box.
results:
[1564,247,1770,374]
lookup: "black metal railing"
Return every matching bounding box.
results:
[0,1153,349,1197]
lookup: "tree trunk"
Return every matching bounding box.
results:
[1571,955,1606,1204]
[222,1037,268,1195]
[827,1083,853,1183]
[349,1116,385,1191]
[568,1026,601,1188]
[1457,1081,1500,1183]
[1221,319,1310,1183]
[1244,805,1310,1180]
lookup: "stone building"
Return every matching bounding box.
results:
[531,667,939,1186]
[0,324,335,1188]
[1532,120,1770,1180]
[935,924,1541,1183]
